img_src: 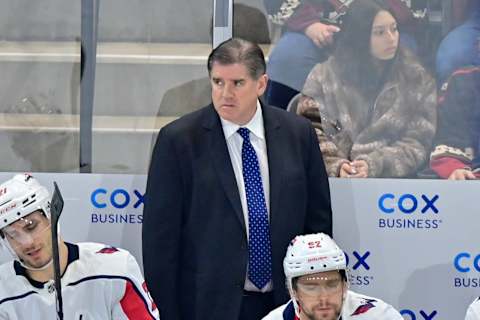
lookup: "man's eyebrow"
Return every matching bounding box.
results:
[211,77,246,82]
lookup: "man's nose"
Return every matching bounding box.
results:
[222,83,234,98]
[18,234,35,248]
[316,293,329,305]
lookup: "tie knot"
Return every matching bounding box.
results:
[237,127,250,141]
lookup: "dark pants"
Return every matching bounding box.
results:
[238,291,275,320]
[264,80,299,110]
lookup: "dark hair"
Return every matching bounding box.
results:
[207,38,266,79]
[333,0,397,97]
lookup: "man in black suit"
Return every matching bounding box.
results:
[142,38,332,320]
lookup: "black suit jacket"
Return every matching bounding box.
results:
[142,103,332,320]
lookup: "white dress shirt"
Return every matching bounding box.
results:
[220,100,273,292]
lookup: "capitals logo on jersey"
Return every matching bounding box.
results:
[96,246,119,254]
[351,298,377,316]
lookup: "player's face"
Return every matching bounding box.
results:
[294,271,346,320]
[2,211,53,269]
[370,10,399,60]
[210,62,267,125]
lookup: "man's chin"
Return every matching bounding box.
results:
[312,309,337,320]
[21,257,52,270]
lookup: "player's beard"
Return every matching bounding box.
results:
[20,246,53,270]
[298,291,344,320]
[301,305,341,320]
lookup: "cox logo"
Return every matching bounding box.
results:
[378,193,439,214]
[454,252,480,272]
[91,188,145,209]
[344,251,370,271]
[400,309,438,320]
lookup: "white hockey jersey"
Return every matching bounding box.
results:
[0,242,159,319]
[263,290,403,320]
[466,297,480,320]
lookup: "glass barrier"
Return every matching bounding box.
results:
[92,0,212,173]
[1,0,478,178]
[256,0,480,179]
[0,1,81,172]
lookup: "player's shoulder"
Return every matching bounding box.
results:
[0,261,18,284]
[263,300,298,320]
[466,297,480,317]
[77,241,130,258]
[345,290,402,319]
[0,260,14,275]
[74,242,133,273]
[0,262,29,302]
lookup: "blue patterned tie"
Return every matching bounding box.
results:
[237,127,272,290]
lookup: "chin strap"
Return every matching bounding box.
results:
[335,285,347,320]
[21,258,54,271]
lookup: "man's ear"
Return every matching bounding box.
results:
[256,74,268,96]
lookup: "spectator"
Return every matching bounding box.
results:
[429,66,480,179]
[296,0,436,178]
[264,0,427,109]
[436,0,480,85]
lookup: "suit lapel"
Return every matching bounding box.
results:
[202,105,246,233]
[262,106,284,227]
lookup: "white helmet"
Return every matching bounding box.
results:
[0,173,51,231]
[284,233,346,292]
[0,174,53,270]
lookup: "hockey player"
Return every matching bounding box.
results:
[263,233,402,320]
[466,297,480,320]
[0,173,159,319]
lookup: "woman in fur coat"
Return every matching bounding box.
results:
[296,0,436,178]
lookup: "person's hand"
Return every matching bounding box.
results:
[350,160,368,178]
[304,22,340,48]
[339,160,368,178]
[339,162,356,177]
[448,168,477,180]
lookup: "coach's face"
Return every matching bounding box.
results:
[210,62,267,125]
